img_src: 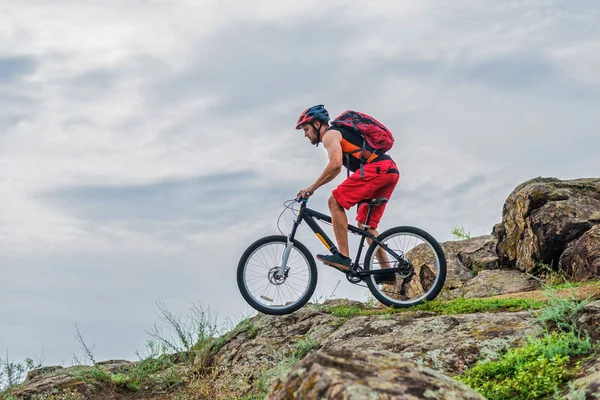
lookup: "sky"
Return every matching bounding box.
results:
[1,0,599,368]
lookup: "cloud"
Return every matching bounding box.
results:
[0,56,36,81]
[1,0,599,367]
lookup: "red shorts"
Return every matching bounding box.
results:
[332,159,400,229]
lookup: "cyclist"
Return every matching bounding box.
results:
[295,104,400,283]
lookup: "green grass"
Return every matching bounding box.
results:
[73,366,112,387]
[292,335,320,360]
[456,331,593,400]
[115,353,182,392]
[456,295,597,400]
[325,297,547,318]
[69,353,183,393]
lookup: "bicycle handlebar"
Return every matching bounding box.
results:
[295,191,311,203]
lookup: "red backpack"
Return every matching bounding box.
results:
[330,110,395,153]
[329,110,395,177]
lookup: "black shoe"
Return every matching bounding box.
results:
[316,253,352,272]
[375,270,397,285]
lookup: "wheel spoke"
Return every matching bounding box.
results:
[239,238,317,314]
[364,229,445,308]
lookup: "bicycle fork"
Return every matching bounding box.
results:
[278,202,304,277]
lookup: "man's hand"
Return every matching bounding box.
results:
[297,187,314,201]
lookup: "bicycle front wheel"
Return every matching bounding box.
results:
[237,235,318,315]
[364,226,446,308]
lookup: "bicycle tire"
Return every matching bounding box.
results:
[237,235,318,315]
[364,226,446,308]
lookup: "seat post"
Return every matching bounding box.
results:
[364,205,373,228]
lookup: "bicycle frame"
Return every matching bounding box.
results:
[278,198,405,278]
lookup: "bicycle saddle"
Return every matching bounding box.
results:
[366,198,388,207]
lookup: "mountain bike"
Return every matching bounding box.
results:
[237,195,446,315]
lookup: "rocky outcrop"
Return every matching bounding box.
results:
[266,349,485,400]
[426,235,499,290]
[13,360,136,399]
[389,234,539,300]
[443,269,540,299]
[577,299,600,342]
[212,305,341,394]
[559,224,600,280]
[495,177,600,278]
[7,176,600,400]
[567,354,600,399]
[10,293,600,400]
[319,309,539,374]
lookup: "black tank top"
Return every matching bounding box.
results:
[327,126,392,173]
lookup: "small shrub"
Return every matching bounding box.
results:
[73,366,112,387]
[115,340,182,392]
[293,336,320,360]
[330,305,363,317]
[451,225,471,240]
[457,331,593,400]
[0,352,44,393]
[535,262,570,288]
[537,293,591,334]
[145,301,228,373]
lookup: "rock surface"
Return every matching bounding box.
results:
[266,349,486,400]
[320,310,539,374]
[577,300,600,342]
[15,365,90,399]
[212,304,341,394]
[496,177,600,277]
[559,224,600,280]
[565,349,600,399]
[443,269,540,299]
[384,235,500,301]
[420,235,500,291]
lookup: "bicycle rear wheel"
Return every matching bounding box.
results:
[237,235,318,315]
[364,226,446,308]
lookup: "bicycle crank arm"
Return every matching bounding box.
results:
[354,268,402,278]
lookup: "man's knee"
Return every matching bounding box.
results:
[328,195,342,210]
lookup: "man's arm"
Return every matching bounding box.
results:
[302,130,343,196]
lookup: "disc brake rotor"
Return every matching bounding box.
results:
[268,266,289,285]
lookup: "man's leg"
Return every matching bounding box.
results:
[329,195,349,257]
[316,174,365,271]
[357,222,390,268]
[316,194,352,270]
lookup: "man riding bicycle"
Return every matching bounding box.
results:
[295,104,400,282]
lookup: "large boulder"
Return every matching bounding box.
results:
[211,304,340,395]
[577,299,600,341]
[266,349,485,400]
[320,310,540,374]
[383,235,501,301]
[440,235,500,289]
[443,269,540,299]
[13,360,136,399]
[495,177,600,279]
[559,225,600,280]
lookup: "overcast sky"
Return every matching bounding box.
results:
[1,0,599,367]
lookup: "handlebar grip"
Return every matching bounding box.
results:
[296,191,311,202]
